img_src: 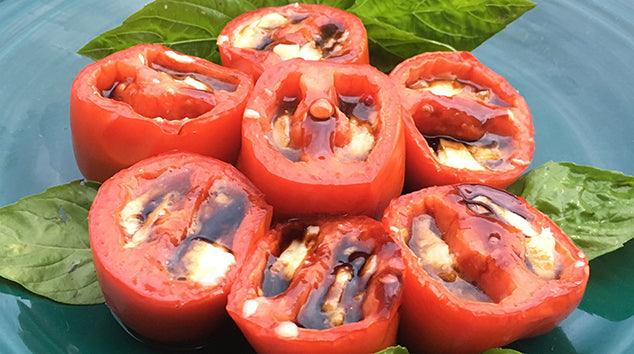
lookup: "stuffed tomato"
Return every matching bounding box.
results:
[226,216,404,354]
[71,44,252,182]
[218,3,369,80]
[382,184,589,354]
[89,152,272,343]
[390,52,534,189]
[238,59,405,217]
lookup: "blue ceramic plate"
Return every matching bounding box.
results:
[0,0,633,353]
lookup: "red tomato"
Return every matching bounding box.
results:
[89,152,272,343]
[238,59,405,217]
[226,216,404,354]
[70,44,253,182]
[382,184,589,354]
[389,52,534,190]
[218,3,369,80]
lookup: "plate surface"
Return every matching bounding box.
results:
[0,0,633,353]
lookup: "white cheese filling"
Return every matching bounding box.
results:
[436,139,486,171]
[179,240,236,286]
[410,214,456,272]
[269,225,318,280]
[471,195,557,279]
[233,13,289,49]
[334,120,375,162]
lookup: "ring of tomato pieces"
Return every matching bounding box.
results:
[71,44,253,182]
[390,51,534,190]
[89,152,272,343]
[226,216,404,354]
[382,184,589,354]
[218,3,369,80]
[238,58,405,217]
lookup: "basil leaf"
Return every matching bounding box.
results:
[509,162,634,260]
[348,0,535,71]
[78,0,534,72]
[0,181,103,305]
[78,0,257,62]
[250,0,354,7]
[375,345,410,354]
[482,349,523,354]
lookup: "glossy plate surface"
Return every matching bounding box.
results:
[0,0,633,353]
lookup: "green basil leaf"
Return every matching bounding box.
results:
[78,0,534,72]
[250,0,354,7]
[375,345,410,354]
[0,181,103,305]
[509,162,634,260]
[348,0,535,71]
[78,0,258,62]
[482,348,523,354]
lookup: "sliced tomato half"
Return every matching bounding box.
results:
[238,59,405,217]
[218,3,369,80]
[89,152,272,343]
[71,44,253,182]
[382,184,589,354]
[227,216,404,354]
[390,52,534,189]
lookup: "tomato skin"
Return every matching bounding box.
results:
[389,52,534,190]
[89,152,272,343]
[70,44,253,182]
[218,3,369,80]
[226,216,404,354]
[382,185,589,354]
[238,59,405,218]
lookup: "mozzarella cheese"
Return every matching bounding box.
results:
[524,227,557,279]
[411,215,455,270]
[233,13,289,49]
[334,120,375,162]
[180,240,235,286]
[180,76,211,91]
[472,195,557,279]
[272,42,322,61]
[164,50,195,64]
[424,80,463,97]
[272,115,291,148]
[436,139,486,171]
[275,321,299,338]
[271,238,309,280]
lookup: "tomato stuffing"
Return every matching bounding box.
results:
[89,152,272,343]
[226,216,404,354]
[390,51,534,189]
[71,44,252,182]
[218,3,369,80]
[382,184,589,354]
[238,59,405,217]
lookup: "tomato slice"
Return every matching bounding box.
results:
[382,184,589,354]
[238,59,405,217]
[226,216,403,354]
[389,52,534,189]
[88,152,272,343]
[70,44,253,182]
[218,3,369,80]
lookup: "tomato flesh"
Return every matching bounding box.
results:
[218,3,369,80]
[89,152,272,343]
[238,59,405,217]
[70,44,252,182]
[390,51,534,189]
[382,184,589,354]
[227,216,404,354]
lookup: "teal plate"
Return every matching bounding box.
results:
[0,0,633,353]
